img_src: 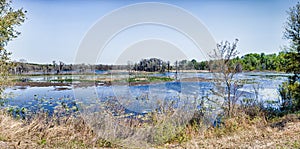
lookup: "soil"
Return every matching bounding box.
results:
[14,82,71,87]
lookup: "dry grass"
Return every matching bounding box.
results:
[165,113,300,149]
[1,110,300,148]
[0,111,115,148]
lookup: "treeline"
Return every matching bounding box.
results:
[10,61,127,75]
[233,52,287,71]
[173,52,287,72]
[131,58,209,72]
[10,52,288,75]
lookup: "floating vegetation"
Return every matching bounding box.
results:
[13,77,32,82]
[0,98,7,106]
[2,95,80,120]
[127,76,174,83]
[238,79,257,84]
[1,72,290,129]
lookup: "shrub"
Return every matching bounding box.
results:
[279,75,300,113]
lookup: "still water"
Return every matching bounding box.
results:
[1,72,291,118]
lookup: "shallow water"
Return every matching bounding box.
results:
[1,72,291,117]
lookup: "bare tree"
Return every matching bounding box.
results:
[18,59,27,74]
[59,61,64,73]
[210,39,242,117]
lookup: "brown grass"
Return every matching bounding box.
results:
[164,113,300,149]
[1,110,300,148]
[0,111,116,148]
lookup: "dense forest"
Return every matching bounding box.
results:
[128,51,290,72]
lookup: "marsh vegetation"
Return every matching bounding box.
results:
[1,0,300,148]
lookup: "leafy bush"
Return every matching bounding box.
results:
[279,75,300,113]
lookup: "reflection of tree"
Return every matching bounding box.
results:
[59,61,65,73]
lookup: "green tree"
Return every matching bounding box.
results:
[284,2,300,74]
[199,61,208,70]
[241,54,259,71]
[191,59,199,70]
[277,52,287,71]
[279,2,300,112]
[0,0,26,97]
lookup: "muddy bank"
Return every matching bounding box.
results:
[13,77,212,87]
[15,82,71,87]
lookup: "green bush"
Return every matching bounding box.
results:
[279,75,300,113]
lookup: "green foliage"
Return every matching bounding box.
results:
[0,0,26,48]
[152,122,186,144]
[279,77,300,112]
[278,2,300,114]
[283,1,300,72]
[0,0,26,97]
[162,52,288,72]
[127,76,174,83]
[38,138,47,146]
[148,76,173,82]
[133,58,168,72]
[292,141,300,148]
[284,51,300,74]
[96,138,112,147]
[285,2,300,51]
[231,52,287,72]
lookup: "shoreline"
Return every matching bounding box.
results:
[12,77,213,87]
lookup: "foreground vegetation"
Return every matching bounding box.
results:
[0,109,300,148]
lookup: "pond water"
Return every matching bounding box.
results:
[0,72,291,118]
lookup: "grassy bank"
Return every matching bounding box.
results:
[0,111,116,148]
[0,110,300,148]
[167,113,300,148]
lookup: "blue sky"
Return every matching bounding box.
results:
[7,0,298,64]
